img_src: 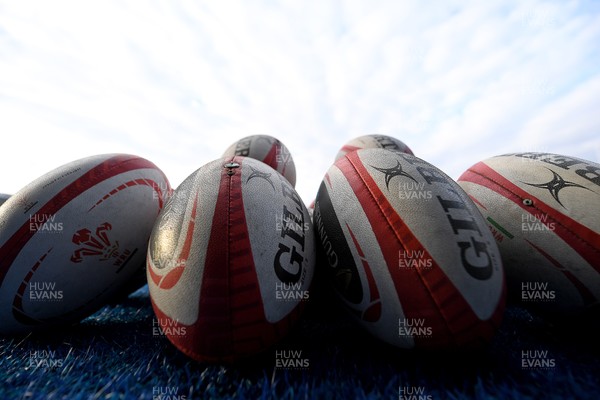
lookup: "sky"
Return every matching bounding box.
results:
[1,0,599,203]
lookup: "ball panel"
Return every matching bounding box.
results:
[314,181,366,305]
[348,150,504,321]
[147,161,222,326]
[150,158,267,361]
[241,158,314,323]
[459,162,600,269]
[14,171,162,295]
[525,241,597,307]
[0,155,150,282]
[148,157,313,362]
[341,150,504,346]
[195,159,260,359]
[316,148,505,349]
[458,154,600,314]
[458,179,594,311]
[0,154,169,333]
[315,167,411,348]
[488,153,600,232]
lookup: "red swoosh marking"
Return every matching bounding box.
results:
[345,222,381,322]
[337,152,504,347]
[148,192,198,289]
[459,162,600,274]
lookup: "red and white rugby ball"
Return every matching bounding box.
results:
[458,152,600,316]
[0,154,170,334]
[314,148,505,349]
[147,156,315,362]
[223,135,296,187]
[335,134,414,161]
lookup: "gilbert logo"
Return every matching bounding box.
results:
[70,222,135,270]
[371,161,417,190]
[523,168,589,208]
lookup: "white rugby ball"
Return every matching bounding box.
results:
[458,152,600,316]
[335,134,413,161]
[223,135,296,187]
[0,154,170,334]
[314,148,505,349]
[147,156,315,362]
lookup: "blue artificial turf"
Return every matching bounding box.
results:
[1,286,599,400]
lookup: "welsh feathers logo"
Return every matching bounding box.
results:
[71,222,136,271]
[71,222,117,262]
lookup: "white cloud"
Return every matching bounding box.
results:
[0,0,598,202]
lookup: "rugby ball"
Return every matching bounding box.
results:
[223,135,296,187]
[147,156,315,362]
[458,152,600,316]
[0,154,170,334]
[314,148,505,349]
[335,134,414,161]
